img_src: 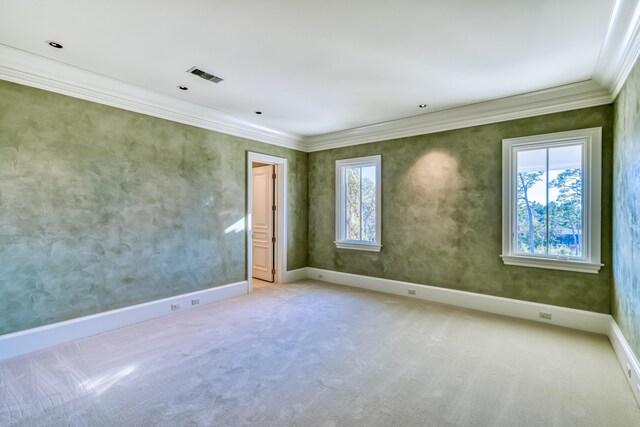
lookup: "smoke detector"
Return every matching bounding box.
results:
[187,67,223,84]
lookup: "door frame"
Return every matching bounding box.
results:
[247,152,287,293]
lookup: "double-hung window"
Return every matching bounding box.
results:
[501,128,602,273]
[335,155,382,252]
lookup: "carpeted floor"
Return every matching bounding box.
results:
[1,279,639,426]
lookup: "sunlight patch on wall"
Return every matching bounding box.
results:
[225,217,246,234]
[403,150,461,197]
[399,150,463,250]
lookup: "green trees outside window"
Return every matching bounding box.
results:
[335,155,381,252]
[345,166,377,242]
[516,145,583,257]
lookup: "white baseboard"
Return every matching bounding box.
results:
[306,268,610,334]
[283,268,308,283]
[0,281,247,362]
[608,318,640,406]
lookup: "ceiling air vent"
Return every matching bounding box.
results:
[187,66,224,84]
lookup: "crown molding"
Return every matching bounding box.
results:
[302,80,612,152]
[0,43,618,154]
[0,44,305,151]
[593,0,640,99]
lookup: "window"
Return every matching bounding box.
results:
[501,128,602,273]
[335,155,382,251]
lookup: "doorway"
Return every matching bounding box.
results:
[251,162,276,282]
[247,152,287,293]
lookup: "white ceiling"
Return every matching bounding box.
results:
[0,0,636,144]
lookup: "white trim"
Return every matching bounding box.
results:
[500,255,603,274]
[0,281,247,362]
[0,44,617,153]
[282,267,308,283]
[247,152,288,290]
[305,268,610,334]
[334,242,382,252]
[0,44,305,151]
[501,127,602,273]
[335,155,382,251]
[608,317,640,407]
[593,0,640,99]
[304,81,612,152]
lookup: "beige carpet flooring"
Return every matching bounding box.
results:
[1,279,639,426]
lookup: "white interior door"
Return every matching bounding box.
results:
[252,164,275,282]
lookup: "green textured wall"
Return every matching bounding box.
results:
[308,106,613,313]
[0,76,618,337]
[0,80,307,335]
[613,59,640,361]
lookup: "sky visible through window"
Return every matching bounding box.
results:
[527,170,560,203]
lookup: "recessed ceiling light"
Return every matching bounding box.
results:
[418,104,428,108]
[47,41,63,49]
[177,85,189,91]
[255,111,263,115]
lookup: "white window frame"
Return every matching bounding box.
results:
[335,155,382,252]
[501,127,603,274]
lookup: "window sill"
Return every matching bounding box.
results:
[500,254,603,274]
[335,241,382,252]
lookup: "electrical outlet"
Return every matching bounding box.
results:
[538,312,552,320]
[408,289,416,295]
[191,298,200,306]
[627,363,632,378]
[171,303,181,311]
